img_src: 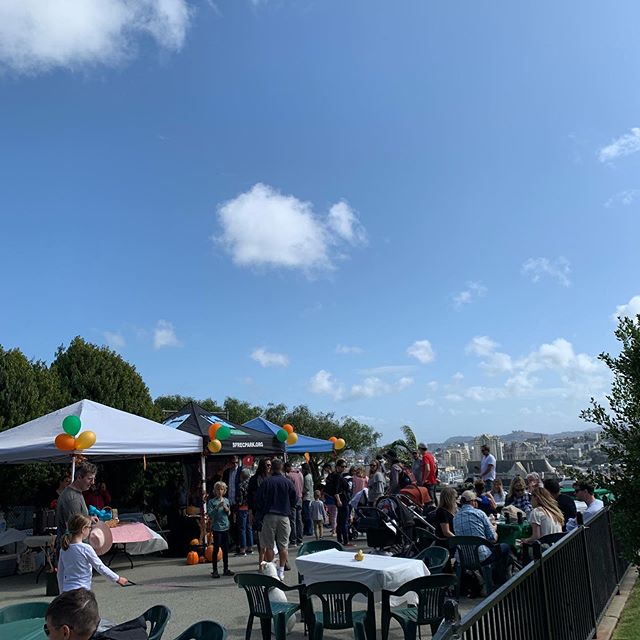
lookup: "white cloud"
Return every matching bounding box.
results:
[358,365,416,376]
[215,183,366,274]
[465,336,498,357]
[308,370,344,400]
[335,344,364,355]
[611,295,640,322]
[407,340,435,364]
[452,372,464,382]
[417,398,435,407]
[153,320,181,349]
[327,201,367,245]
[444,393,463,402]
[465,386,506,402]
[464,335,606,400]
[250,347,289,368]
[308,370,413,401]
[522,257,571,287]
[350,376,414,399]
[0,0,191,74]
[605,189,640,208]
[598,127,640,163]
[104,331,125,349]
[453,281,487,309]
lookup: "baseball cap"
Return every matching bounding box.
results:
[417,442,427,450]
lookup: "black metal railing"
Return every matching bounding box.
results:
[434,508,629,640]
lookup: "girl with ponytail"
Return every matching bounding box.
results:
[58,514,129,593]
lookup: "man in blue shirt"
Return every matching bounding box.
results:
[453,490,512,585]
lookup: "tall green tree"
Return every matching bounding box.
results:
[52,337,157,419]
[0,345,60,431]
[581,314,640,564]
[383,425,418,466]
[154,395,223,417]
[223,397,264,425]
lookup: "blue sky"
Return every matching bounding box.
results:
[1,1,640,442]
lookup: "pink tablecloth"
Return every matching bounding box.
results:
[110,523,154,544]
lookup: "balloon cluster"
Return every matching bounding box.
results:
[276,423,298,446]
[207,422,231,453]
[54,415,97,452]
[328,435,346,450]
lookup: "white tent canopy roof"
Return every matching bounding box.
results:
[0,399,203,463]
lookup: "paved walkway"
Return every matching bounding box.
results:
[0,546,477,638]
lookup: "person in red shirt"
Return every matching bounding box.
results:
[417,443,438,507]
[83,481,111,511]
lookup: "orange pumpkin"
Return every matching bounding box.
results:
[190,538,200,546]
[199,556,205,564]
[204,545,223,562]
[186,551,199,565]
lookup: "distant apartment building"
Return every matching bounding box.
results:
[473,434,503,461]
[503,441,538,461]
[442,445,470,468]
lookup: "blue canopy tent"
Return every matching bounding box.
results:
[243,417,334,453]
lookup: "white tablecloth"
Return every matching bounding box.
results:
[296,549,429,604]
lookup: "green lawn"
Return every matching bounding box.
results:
[613,580,640,640]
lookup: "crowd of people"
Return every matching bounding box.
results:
[50,446,606,600]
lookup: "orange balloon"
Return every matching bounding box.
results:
[329,436,338,443]
[55,433,76,451]
[208,422,221,440]
[283,424,294,434]
[286,432,298,445]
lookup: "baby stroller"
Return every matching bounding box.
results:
[398,485,436,526]
[354,495,420,557]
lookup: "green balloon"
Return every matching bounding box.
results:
[216,425,231,441]
[62,415,82,437]
[276,429,288,443]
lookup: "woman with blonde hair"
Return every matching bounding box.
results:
[521,487,564,542]
[505,476,532,513]
[434,486,458,538]
[57,514,129,593]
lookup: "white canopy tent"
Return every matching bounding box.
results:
[0,399,203,464]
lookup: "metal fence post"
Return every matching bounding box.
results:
[605,508,621,594]
[579,523,599,636]
[534,543,554,640]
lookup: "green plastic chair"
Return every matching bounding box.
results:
[381,575,458,640]
[0,602,49,624]
[446,536,495,597]
[173,621,227,640]
[303,580,375,640]
[234,573,301,639]
[414,527,440,550]
[142,605,172,640]
[412,546,450,574]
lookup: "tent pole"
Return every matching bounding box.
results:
[201,453,207,544]
[71,454,76,479]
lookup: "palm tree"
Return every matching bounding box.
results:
[381,425,418,466]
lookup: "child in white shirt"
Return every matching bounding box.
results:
[57,514,129,593]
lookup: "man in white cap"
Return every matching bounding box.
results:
[453,490,512,585]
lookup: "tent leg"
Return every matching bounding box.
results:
[71,455,76,479]
[201,453,207,543]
